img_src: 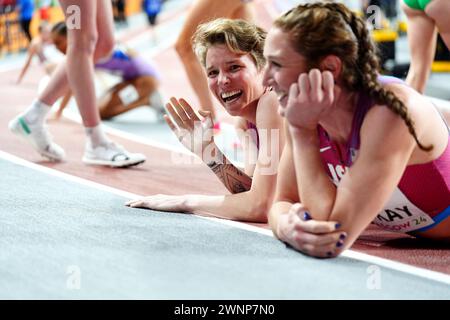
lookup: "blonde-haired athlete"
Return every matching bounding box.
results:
[127,18,285,222]
[174,0,255,121]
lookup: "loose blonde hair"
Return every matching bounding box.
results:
[192,18,267,71]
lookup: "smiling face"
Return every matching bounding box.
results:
[205,44,264,116]
[262,27,308,107]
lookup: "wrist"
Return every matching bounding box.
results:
[288,124,317,136]
[203,144,225,166]
[275,211,289,242]
[184,194,196,211]
[290,126,319,147]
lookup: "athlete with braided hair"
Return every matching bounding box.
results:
[263,2,450,258]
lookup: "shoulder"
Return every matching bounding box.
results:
[255,90,281,129]
[234,116,248,131]
[360,89,418,158]
[257,90,278,110]
[380,82,440,136]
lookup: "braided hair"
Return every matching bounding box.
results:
[274,1,432,151]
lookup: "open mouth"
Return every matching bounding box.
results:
[220,90,243,104]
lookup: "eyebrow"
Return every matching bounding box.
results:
[265,55,282,61]
[206,59,242,72]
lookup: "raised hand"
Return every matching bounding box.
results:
[281,69,339,131]
[164,97,215,158]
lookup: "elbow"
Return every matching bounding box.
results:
[174,38,193,59]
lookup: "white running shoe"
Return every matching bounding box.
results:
[8,115,66,162]
[82,142,146,168]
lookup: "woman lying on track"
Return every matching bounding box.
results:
[127,18,285,222]
[263,2,450,258]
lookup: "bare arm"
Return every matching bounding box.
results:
[269,123,342,256]
[207,156,252,194]
[268,121,298,238]
[165,97,252,194]
[16,43,37,84]
[326,106,417,249]
[128,92,285,222]
[291,105,416,251]
[187,93,285,220]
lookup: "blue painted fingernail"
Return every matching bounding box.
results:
[335,223,341,229]
[303,212,311,221]
[339,234,347,240]
[336,241,344,248]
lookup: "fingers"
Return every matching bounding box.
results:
[286,203,346,258]
[322,71,335,104]
[295,229,347,247]
[125,195,161,209]
[308,69,322,99]
[166,102,185,129]
[297,69,335,104]
[179,98,200,121]
[298,73,310,96]
[169,97,190,121]
[287,82,299,107]
[166,97,196,130]
[296,219,340,234]
[163,114,177,132]
[289,203,339,234]
[296,239,344,258]
[125,198,149,208]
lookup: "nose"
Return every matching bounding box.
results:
[218,71,230,86]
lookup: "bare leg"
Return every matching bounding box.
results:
[58,0,113,127]
[39,59,71,105]
[99,76,158,119]
[425,0,450,55]
[402,2,437,93]
[174,0,253,119]
[39,0,114,109]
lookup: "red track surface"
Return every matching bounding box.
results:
[1,0,449,275]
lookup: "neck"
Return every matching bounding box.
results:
[319,89,358,144]
[239,98,259,124]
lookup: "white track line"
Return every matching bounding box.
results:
[1,149,450,286]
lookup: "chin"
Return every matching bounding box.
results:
[225,108,242,117]
[222,99,246,116]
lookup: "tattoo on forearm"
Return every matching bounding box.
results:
[209,163,252,194]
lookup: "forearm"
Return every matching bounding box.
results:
[185,192,268,222]
[17,57,32,83]
[206,147,252,194]
[268,200,293,239]
[290,128,335,220]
